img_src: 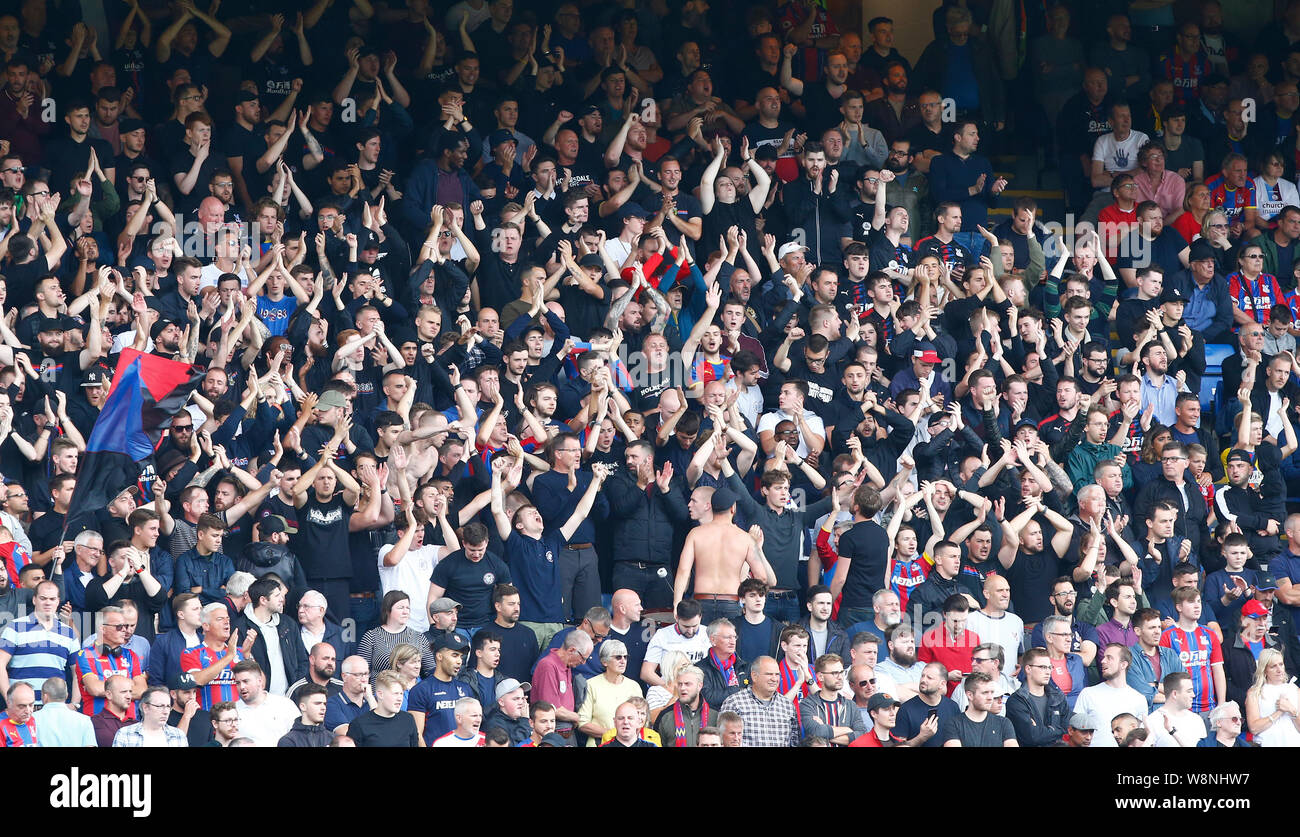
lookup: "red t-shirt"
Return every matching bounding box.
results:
[917,626,982,697]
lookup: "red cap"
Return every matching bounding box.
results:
[1242,599,1269,620]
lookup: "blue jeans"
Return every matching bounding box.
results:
[838,606,874,631]
[697,597,742,627]
[348,594,380,637]
[764,590,801,624]
[955,231,986,260]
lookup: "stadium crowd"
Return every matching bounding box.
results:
[0,0,1297,749]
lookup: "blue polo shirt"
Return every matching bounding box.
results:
[408,674,472,746]
[324,691,367,733]
[504,531,566,623]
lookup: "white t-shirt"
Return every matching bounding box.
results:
[236,694,299,746]
[1074,682,1148,747]
[200,263,254,290]
[965,610,1026,678]
[1146,706,1208,747]
[1092,130,1150,174]
[377,543,444,634]
[643,624,711,673]
[757,409,826,458]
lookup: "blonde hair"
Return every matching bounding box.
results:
[1249,647,1286,697]
[390,643,422,684]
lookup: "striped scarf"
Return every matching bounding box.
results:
[673,700,708,747]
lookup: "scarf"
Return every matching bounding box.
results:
[711,650,737,686]
[673,700,708,747]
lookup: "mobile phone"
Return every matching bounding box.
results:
[926,709,938,721]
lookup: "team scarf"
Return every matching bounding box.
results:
[673,700,708,747]
[710,650,737,687]
[779,659,816,725]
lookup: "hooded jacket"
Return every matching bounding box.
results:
[237,542,309,609]
[277,719,333,747]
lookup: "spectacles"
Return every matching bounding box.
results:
[104,623,127,631]
[28,189,48,197]
[1244,253,1264,259]
[609,654,627,659]
[971,657,992,664]
[343,670,369,677]
[821,669,844,676]
[215,717,238,724]
[0,167,22,174]
[1025,663,1052,670]
[1047,631,1071,637]
[857,679,875,686]
[1209,223,1229,229]
[864,177,879,184]
[143,702,170,709]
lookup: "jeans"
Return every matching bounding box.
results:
[954,231,986,260]
[764,590,801,624]
[611,563,674,612]
[559,545,601,623]
[837,606,875,631]
[697,598,742,627]
[348,593,380,637]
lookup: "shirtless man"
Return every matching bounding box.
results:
[673,488,776,625]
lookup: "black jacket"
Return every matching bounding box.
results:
[231,607,308,692]
[910,571,986,619]
[1133,476,1210,557]
[1223,627,1299,707]
[277,719,333,747]
[483,707,532,744]
[698,652,751,713]
[237,542,309,610]
[798,617,850,661]
[1005,682,1070,747]
[602,471,689,565]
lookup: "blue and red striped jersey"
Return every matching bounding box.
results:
[1157,51,1212,104]
[1160,625,1223,713]
[180,645,245,710]
[74,646,142,717]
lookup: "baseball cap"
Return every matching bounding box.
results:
[578,104,601,118]
[120,118,147,134]
[1242,599,1269,620]
[1160,286,1187,304]
[428,597,461,614]
[617,202,649,221]
[1226,448,1253,465]
[36,316,64,334]
[754,144,779,161]
[494,678,531,700]
[578,253,604,268]
[710,487,737,512]
[1068,711,1096,730]
[434,632,469,654]
[235,89,259,104]
[315,390,349,411]
[538,732,569,747]
[1257,573,1278,591]
[149,318,176,340]
[1014,418,1039,432]
[1188,239,1216,262]
[360,230,380,250]
[867,693,901,712]
[912,344,941,364]
[168,672,198,690]
[261,514,298,535]
[488,129,515,149]
[81,367,107,387]
[777,241,808,260]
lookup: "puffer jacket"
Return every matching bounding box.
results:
[238,541,309,609]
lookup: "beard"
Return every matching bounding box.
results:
[883,612,902,627]
[893,649,916,667]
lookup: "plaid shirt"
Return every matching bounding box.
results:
[110,723,189,747]
[721,688,799,747]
